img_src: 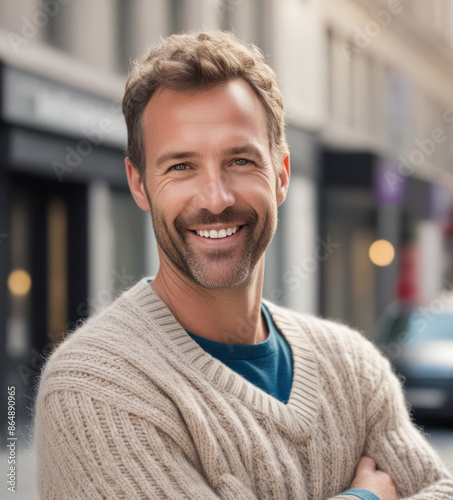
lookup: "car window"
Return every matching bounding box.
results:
[386,312,410,343]
[405,313,453,344]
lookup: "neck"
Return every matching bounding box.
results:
[150,258,267,345]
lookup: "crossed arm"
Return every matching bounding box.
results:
[346,456,399,499]
[34,389,453,499]
[337,337,453,500]
[34,332,453,499]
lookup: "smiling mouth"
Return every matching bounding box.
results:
[192,225,244,239]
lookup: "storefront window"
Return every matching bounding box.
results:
[6,192,32,358]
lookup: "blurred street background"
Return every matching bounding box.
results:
[1,0,453,496]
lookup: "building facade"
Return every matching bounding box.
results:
[320,0,453,335]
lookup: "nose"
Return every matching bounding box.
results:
[194,170,235,214]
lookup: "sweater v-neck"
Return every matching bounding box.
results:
[186,303,277,361]
[126,278,319,437]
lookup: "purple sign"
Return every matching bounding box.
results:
[374,160,406,205]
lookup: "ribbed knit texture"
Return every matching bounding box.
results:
[187,303,294,404]
[34,279,453,499]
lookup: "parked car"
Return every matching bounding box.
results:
[377,304,453,422]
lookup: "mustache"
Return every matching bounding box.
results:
[175,207,258,231]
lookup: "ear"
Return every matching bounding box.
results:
[125,157,150,212]
[276,154,290,206]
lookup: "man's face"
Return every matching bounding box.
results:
[133,79,289,289]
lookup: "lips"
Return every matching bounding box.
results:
[174,207,258,242]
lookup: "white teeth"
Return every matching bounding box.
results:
[196,226,240,239]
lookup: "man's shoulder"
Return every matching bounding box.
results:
[264,300,387,370]
[265,301,396,406]
[37,279,175,400]
[50,279,150,350]
[265,300,370,344]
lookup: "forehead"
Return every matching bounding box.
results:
[142,79,270,157]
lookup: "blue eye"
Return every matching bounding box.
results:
[234,159,249,166]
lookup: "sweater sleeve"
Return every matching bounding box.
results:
[323,329,453,500]
[34,389,257,499]
[358,338,453,499]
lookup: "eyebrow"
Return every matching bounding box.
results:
[155,151,201,169]
[224,145,266,164]
[154,144,266,169]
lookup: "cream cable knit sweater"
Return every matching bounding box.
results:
[34,279,453,499]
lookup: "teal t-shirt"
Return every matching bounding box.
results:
[146,281,372,500]
[187,303,294,404]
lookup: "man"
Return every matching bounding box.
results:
[34,30,453,499]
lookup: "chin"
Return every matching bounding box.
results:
[188,266,252,290]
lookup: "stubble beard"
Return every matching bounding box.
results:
[148,201,277,290]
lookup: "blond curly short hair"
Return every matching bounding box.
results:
[122,30,288,177]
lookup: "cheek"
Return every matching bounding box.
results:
[235,177,277,206]
[151,173,277,215]
[152,181,194,219]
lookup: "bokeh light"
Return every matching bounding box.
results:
[7,269,32,296]
[368,239,395,267]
